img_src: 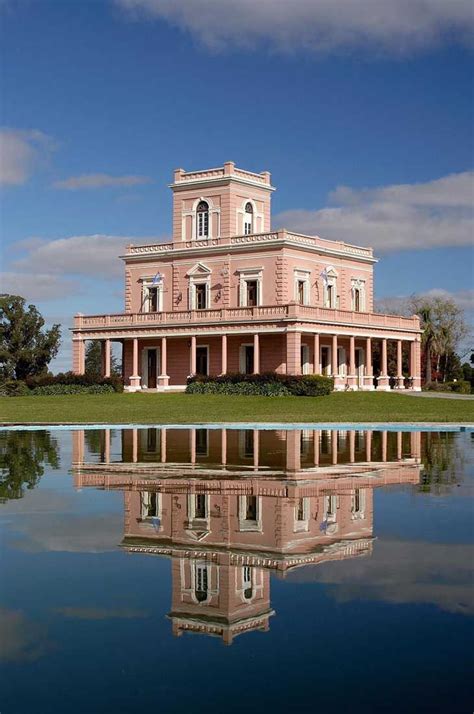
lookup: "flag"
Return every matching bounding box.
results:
[320,268,328,285]
[151,272,163,286]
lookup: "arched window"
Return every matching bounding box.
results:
[196,200,209,238]
[354,288,361,312]
[244,202,253,235]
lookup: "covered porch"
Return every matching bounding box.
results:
[72,329,422,392]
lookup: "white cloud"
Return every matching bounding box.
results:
[0,128,56,186]
[11,234,140,279]
[288,539,474,615]
[0,271,79,301]
[275,171,474,252]
[0,608,51,662]
[116,0,474,55]
[376,289,474,316]
[53,173,152,190]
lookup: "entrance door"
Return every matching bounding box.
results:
[321,346,330,376]
[301,345,310,375]
[196,346,208,376]
[245,345,254,374]
[147,349,157,389]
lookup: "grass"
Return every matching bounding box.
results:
[0,391,473,425]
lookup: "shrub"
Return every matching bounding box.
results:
[25,371,123,393]
[0,380,30,397]
[186,373,333,397]
[423,380,471,394]
[29,384,116,396]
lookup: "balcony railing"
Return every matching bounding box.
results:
[125,229,374,260]
[74,304,419,332]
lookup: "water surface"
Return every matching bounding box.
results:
[0,426,473,713]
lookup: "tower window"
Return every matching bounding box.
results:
[246,280,258,307]
[196,201,209,238]
[354,288,361,312]
[195,563,209,602]
[244,202,254,235]
[195,494,207,519]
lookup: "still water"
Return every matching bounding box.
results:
[0,426,473,713]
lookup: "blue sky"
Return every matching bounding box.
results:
[1,0,473,369]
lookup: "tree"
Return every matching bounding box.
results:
[409,295,469,383]
[85,340,121,378]
[0,295,61,381]
[0,430,59,502]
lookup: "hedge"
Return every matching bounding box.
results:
[0,371,123,397]
[186,373,334,397]
[29,384,116,396]
[423,380,471,395]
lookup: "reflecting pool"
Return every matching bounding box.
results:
[0,426,473,713]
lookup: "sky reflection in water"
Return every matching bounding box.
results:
[0,427,473,714]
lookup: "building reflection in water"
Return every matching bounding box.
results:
[72,428,421,645]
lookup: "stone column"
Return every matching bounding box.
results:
[381,430,387,462]
[73,338,85,375]
[190,335,197,376]
[221,428,227,466]
[410,340,422,391]
[313,430,320,466]
[253,429,259,469]
[132,428,138,463]
[397,431,403,461]
[332,334,343,390]
[331,429,338,465]
[104,428,111,464]
[313,333,320,374]
[221,334,227,375]
[347,335,357,390]
[160,428,167,464]
[365,430,372,462]
[349,430,356,463]
[102,339,111,378]
[190,429,196,465]
[364,337,374,390]
[286,331,301,375]
[253,333,260,374]
[158,336,169,388]
[377,338,390,391]
[394,339,404,389]
[128,338,141,391]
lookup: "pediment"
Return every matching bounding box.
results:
[186,263,212,277]
[185,529,210,541]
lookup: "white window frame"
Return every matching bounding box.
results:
[294,496,310,532]
[141,278,164,313]
[238,268,263,307]
[196,200,210,239]
[244,202,254,235]
[301,344,310,375]
[237,198,263,235]
[338,346,347,377]
[186,264,212,310]
[322,267,338,308]
[351,278,366,312]
[351,488,366,520]
[294,269,311,305]
[187,493,210,522]
[238,494,263,532]
[140,490,161,521]
[141,347,160,388]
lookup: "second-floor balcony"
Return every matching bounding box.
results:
[74,303,420,333]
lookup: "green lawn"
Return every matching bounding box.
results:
[0,391,472,424]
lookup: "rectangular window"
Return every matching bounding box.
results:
[327,284,333,308]
[246,495,257,521]
[149,287,158,312]
[195,284,207,310]
[195,494,207,519]
[246,280,258,307]
[354,289,361,312]
[196,429,208,456]
[197,211,209,238]
[296,497,305,521]
[297,280,305,304]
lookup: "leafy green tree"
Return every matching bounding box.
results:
[0,295,61,380]
[85,340,121,378]
[409,295,469,383]
[0,430,60,502]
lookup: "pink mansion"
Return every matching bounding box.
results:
[72,162,422,391]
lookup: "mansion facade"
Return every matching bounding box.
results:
[71,162,422,390]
